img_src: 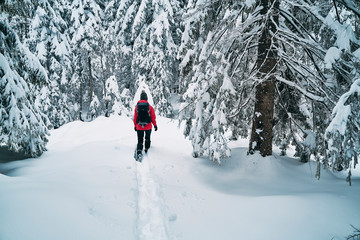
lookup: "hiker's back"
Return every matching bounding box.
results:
[136,101,151,126]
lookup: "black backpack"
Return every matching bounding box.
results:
[136,102,151,127]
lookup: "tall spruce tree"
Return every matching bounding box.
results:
[323,0,360,182]
[26,0,72,128]
[178,0,358,164]
[178,0,241,164]
[102,0,133,116]
[0,19,49,157]
[326,79,360,185]
[113,0,182,116]
[67,0,104,121]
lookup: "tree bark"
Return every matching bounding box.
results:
[87,52,93,102]
[249,0,279,157]
[79,80,84,122]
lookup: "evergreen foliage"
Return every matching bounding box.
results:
[0,20,49,157]
[178,0,360,166]
[326,79,360,181]
[112,0,182,116]
[27,0,72,128]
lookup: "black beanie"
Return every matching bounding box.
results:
[140,91,148,100]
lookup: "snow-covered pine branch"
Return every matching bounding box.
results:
[275,76,326,102]
[326,79,360,175]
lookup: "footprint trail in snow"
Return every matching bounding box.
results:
[135,154,170,240]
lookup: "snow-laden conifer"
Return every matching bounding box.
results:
[326,79,360,184]
[113,0,182,116]
[26,0,72,128]
[179,0,252,163]
[0,20,49,157]
[67,0,105,121]
[104,75,132,117]
[179,0,359,165]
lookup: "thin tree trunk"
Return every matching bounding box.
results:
[79,80,84,122]
[100,54,110,117]
[87,52,93,102]
[249,0,279,157]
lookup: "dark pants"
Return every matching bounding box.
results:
[137,129,151,152]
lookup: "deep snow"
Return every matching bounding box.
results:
[0,115,359,240]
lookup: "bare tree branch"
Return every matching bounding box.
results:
[347,224,360,240]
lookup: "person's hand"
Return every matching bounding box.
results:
[154,125,158,131]
[134,127,137,132]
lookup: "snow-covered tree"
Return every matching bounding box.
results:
[104,75,132,117]
[326,79,360,185]
[178,0,243,163]
[67,0,105,121]
[112,0,183,116]
[178,0,359,165]
[1,0,37,42]
[26,0,72,128]
[0,19,49,157]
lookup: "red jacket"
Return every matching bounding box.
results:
[134,100,157,130]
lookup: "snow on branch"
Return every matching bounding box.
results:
[327,79,360,134]
[326,79,360,173]
[275,75,326,102]
[282,0,326,23]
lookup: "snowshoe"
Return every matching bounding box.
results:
[134,149,143,162]
[136,153,143,162]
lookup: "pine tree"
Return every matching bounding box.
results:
[103,0,134,116]
[178,0,358,163]
[319,0,360,179]
[26,0,72,128]
[67,0,105,121]
[178,0,244,163]
[0,20,49,157]
[326,79,360,184]
[113,0,182,116]
[1,0,36,42]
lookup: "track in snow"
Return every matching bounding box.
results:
[135,154,171,240]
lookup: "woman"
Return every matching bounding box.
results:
[133,91,158,160]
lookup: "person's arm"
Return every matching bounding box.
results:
[150,106,157,127]
[133,105,138,126]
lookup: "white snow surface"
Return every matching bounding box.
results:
[324,47,342,69]
[0,115,359,240]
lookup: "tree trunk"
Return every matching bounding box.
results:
[249,0,279,157]
[87,52,93,102]
[79,80,84,122]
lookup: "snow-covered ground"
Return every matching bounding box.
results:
[0,115,359,240]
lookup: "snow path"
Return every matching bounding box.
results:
[135,154,170,240]
[0,115,360,240]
